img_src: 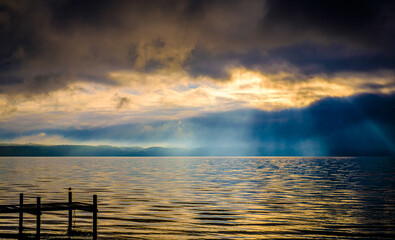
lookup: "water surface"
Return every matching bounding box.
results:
[0,157,394,239]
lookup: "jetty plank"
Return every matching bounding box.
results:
[0,202,95,213]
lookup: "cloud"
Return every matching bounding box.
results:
[1,0,394,97]
[1,132,72,145]
[112,94,131,109]
[262,0,395,49]
[1,0,395,155]
[2,93,394,156]
[0,67,394,132]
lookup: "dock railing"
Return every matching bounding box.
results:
[0,189,98,239]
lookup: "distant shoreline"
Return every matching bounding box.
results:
[0,144,393,157]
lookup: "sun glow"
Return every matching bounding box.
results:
[214,68,364,110]
[1,67,394,131]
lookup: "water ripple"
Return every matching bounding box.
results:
[0,157,394,239]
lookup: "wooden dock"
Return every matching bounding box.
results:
[0,189,98,239]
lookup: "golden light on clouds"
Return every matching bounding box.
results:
[1,67,394,131]
[218,69,356,110]
[8,132,70,145]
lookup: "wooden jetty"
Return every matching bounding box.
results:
[0,189,98,239]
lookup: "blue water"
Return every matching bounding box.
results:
[0,157,394,239]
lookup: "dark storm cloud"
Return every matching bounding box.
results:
[262,0,395,48]
[186,0,395,77]
[1,0,395,95]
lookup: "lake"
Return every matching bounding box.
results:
[0,157,394,239]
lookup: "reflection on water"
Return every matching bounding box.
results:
[0,157,394,239]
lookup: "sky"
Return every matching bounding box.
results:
[1,0,395,155]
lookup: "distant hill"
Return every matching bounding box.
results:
[0,143,393,157]
[0,145,191,156]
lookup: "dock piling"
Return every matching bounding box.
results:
[36,197,41,240]
[68,188,73,234]
[18,193,23,236]
[93,194,97,240]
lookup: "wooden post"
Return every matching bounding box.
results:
[36,197,41,240]
[19,193,23,236]
[68,188,72,234]
[93,194,97,240]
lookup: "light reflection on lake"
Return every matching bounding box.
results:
[0,157,394,239]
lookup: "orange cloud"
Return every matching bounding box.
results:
[0,67,394,132]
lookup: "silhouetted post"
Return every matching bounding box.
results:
[19,193,23,236]
[36,197,41,240]
[68,188,72,234]
[93,194,97,240]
